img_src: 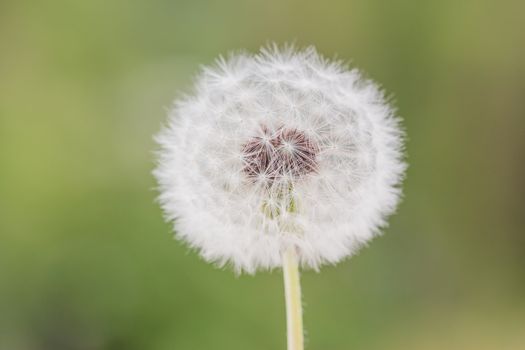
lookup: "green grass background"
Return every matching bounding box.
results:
[1,0,524,349]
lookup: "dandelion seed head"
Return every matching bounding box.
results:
[154,45,406,273]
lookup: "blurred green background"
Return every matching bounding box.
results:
[1,0,524,349]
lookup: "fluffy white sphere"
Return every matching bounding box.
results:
[154,46,406,273]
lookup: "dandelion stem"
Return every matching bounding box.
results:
[283,247,304,350]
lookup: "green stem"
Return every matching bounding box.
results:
[282,247,304,350]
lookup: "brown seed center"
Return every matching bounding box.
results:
[242,126,319,184]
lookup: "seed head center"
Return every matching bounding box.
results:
[242,126,319,184]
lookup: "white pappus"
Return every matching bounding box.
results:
[154,45,406,274]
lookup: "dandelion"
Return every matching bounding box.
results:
[154,45,406,350]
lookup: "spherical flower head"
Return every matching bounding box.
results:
[154,45,406,274]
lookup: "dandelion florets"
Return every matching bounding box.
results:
[154,45,406,273]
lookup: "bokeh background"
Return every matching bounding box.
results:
[1,0,524,349]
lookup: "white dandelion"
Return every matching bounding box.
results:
[154,45,406,350]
